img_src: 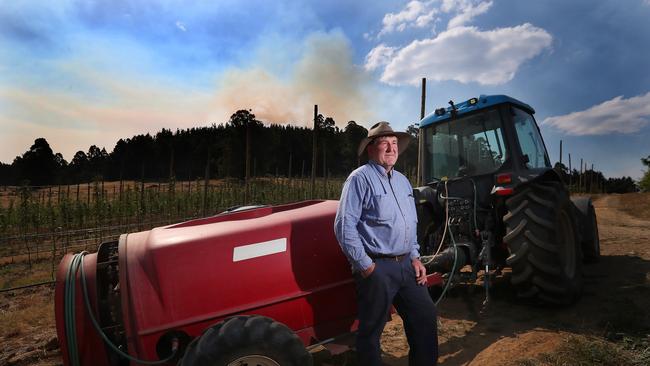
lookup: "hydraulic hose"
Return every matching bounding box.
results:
[63,252,178,366]
[423,179,451,264]
[419,180,460,306]
[470,179,478,234]
[435,220,459,306]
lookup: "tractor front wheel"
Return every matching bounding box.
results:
[179,315,313,366]
[504,181,583,305]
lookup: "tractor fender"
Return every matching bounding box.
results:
[508,167,563,193]
[527,167,564,185]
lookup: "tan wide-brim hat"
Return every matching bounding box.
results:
[357,121,411,156]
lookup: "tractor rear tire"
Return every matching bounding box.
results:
[504,181,583,305]
[179,315,313,366]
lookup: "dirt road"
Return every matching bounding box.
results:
[2,193,649,365]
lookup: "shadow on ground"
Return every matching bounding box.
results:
[313,254,650,366]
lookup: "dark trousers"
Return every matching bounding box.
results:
[354,256,438,366]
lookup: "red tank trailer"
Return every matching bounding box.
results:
[55,200,442,365]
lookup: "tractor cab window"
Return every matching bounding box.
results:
[423,109,506,182]
[511,107,550,169]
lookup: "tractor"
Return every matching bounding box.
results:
[54,95,599,366]
[413,95,599,307]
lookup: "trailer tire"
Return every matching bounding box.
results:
[581,203,600,263]
[179,315,313,366]
[504,181,583,305]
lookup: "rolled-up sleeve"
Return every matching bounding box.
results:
[334,175,373,272]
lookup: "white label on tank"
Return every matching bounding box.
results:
[233,238,287,262]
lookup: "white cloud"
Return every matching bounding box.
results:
[374,24,552,86]
[416,10,437,27]
[368,0,548,86]
[440,0,459,12]
[175,21,186,32]
[364,44,397,71]
[543,92,650,135]
[377,0,493,37]
[447,0,492,28]
[379,1,437,36]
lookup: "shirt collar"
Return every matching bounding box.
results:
[368,159,392,178]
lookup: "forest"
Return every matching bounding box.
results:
[0,109,644,193]
[0,110,419,186]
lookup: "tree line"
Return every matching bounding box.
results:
[0,107,645,193]
[0,110,419,187]
[553,162,641,194]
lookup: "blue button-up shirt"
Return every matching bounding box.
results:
[334,160,420,272]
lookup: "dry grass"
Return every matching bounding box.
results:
[514,334,646,366]
[0,287,59,366]
[0,288,54,338]
[618,192,650,221]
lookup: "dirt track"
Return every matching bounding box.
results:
[1,193,649,365]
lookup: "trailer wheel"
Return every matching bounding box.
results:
[504,181,583,305]
[581,203,600,263]
[179,315,312,366]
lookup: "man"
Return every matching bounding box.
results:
[334,121,438,366]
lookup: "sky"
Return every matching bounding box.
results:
[1,0,649,179]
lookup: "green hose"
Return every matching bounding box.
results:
[64,253,83,366]
[434,221,459,307]
[64,252,178,366]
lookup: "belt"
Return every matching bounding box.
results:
[369,253,409,262]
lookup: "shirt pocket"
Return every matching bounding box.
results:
[399,192,418,223]
[365,193,393,224]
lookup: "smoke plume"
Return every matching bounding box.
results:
[213,32,374,127]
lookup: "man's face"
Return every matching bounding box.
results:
[367,135,399,171]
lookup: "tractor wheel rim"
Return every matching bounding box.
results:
[558,210,576,278]
[227,355,281,366]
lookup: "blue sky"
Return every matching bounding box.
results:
[1,0,649,179]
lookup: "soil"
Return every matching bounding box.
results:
[378,193,650,365]
[1,193,649,366]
